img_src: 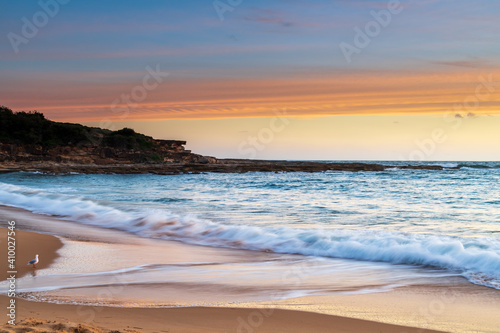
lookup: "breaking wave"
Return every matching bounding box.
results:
[1,182,500,290]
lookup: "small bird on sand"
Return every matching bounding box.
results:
[28,254,39,268]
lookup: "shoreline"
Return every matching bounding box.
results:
[0,227,447,333]
[0,206,500,333]
[1,208,499,332]
[0,159,447,175]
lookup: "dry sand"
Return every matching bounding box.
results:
[0,227,445,332]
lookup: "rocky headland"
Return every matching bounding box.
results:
[0,106,445,174]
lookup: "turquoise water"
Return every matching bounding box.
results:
[1,161,500,290]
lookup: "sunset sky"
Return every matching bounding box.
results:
[1,0,500,160]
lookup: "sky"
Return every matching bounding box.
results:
[1,0,499,160]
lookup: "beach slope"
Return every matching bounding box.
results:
[0,228,445,333]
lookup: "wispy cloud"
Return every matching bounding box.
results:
[6,69,500,122]
[455,112,479,118]
[430,58,489,68]
[242,8,296,27]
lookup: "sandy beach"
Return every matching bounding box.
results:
[1,294,446,333]
[1,205,499,332]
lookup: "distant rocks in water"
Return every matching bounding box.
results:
[0,159,445,175]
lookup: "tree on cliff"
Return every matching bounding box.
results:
[0,106,151,150]
[0,105,90,146]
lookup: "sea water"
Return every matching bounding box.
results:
[1,161,499,302]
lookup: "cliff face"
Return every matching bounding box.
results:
[0,140,216,165]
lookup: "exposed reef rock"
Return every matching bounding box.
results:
[0,159,446,175]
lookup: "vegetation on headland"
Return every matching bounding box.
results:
[0,105,153,150]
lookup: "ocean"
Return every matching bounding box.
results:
[1,161,500,306]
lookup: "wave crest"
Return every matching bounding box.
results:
[1,182,500,289]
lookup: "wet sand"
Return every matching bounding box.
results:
[0,231,445,333]
[241,282,500,332]
[1,206,498,332]
[0,227,62,281]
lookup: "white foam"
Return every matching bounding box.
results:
[433,163,459,168]
[2,182,500,289]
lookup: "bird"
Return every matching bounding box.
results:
[28,254,39,268]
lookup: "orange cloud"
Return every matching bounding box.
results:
[4,68,500,122]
